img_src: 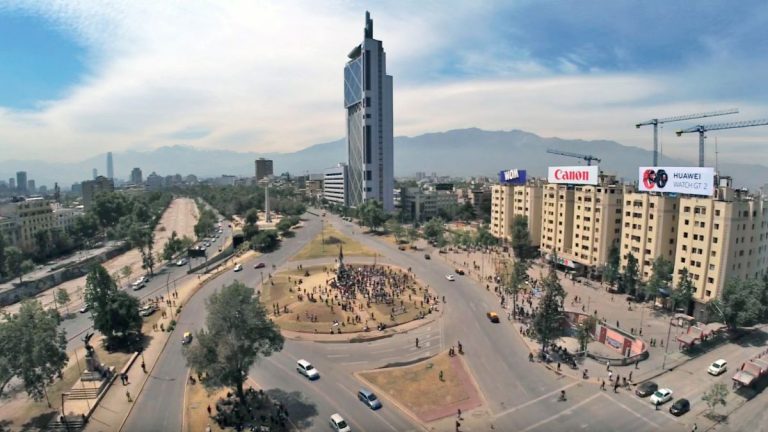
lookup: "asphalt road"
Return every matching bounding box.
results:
[61,222,233,353]
[125,212,694,432]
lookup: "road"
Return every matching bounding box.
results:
[125,211,697,431]
[60,221,233,353]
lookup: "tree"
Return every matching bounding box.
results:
[603,245,620,289]
[0,300,68,405]
[671,268,695,313]
[385,219,404,243]
[510,216,532,261]
[502,259,529,318]
[620,253,639,296]
[184,281,284,402]
[55,288,71,315]
[195,208,217,239]
[130,225,156,276]
[644,256,673,301]
[456,202,476,222]
[423,217,445,242]
[4,246,24,283]
[575,317,596,352]
[243,208,260,241]
[251,230,280,252]
[120,265,133,289]
[85,265,141,343]
[163,230,184,261]
[20,260,35,283]
[532,265,566,351]
[709,278,766,329]
[0,232,6,278]
[358,200,387,231]
[72,214,99,247]
[474,224,497,248]
[701,383,729,416]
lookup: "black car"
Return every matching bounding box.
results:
[424,254,431,260]
[669,398,690,416]
[455,269,465,275]
[635,381,658,398]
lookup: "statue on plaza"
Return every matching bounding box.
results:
[82,331,95,356]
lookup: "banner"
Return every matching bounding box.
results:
[638,167,715,196]
[547,165,598,185]
[498,169,527,185]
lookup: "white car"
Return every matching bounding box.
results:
[445,274,456,281]
[131,277,147,291]
[79,305,89,314]
[650,388,673,405]
[296,359,319,380]
[233,263,243,272]
[329,413,350,432]
[708,359,728,376]
[176,258,188,266]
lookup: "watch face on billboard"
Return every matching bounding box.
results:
[637,167,714,196]
[547,166,599,185]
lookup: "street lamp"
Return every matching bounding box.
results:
[661,317,673,370]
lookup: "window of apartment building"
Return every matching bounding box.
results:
[682,245,687,251]
[625,211,631,217]
[712,251,716,257]
[684,206,691,212]
[713,237,718,244]
[683,232,688,238]
[680,257,686,263]
[709,264,715,270]
[649,202,655,209]
[714,223,719,230]
[647,238,652,245]
[684,219,689,225]
[649,214,654,220]
[715,209,721,216]
[705,289,711,297]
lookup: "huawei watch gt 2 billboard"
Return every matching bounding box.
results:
[547,166,599,185]
[638,167,715,196]
[498,169,527,185]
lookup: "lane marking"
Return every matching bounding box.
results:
[327,354,350,358]
[494,381,581,419]
[521,392,601,432]
[600,392,661,429]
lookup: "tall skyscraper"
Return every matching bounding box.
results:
[255,158,274,181]
[344,11,394,211]
[27,179,36,194]
[92,168,98,179]
[107,152,114,180]
[16,171,27,195]
[130,167,143,185]
[9,178,15,192]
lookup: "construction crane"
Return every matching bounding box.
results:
[546,149,601,166]
[676,119,768,167]
[636,108,738,166]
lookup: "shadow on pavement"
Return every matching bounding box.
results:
[20,410,57,431]
[265,388,318,430]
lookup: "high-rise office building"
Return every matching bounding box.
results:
[323,163,349,207]
[107,152,114,180]
[27,180,36,194]
[9,178,15,192]
[255,158,274,181]
[344,11,394,211]
[16,171,27,195]
[130,167,143,185]
[92,168,98,179]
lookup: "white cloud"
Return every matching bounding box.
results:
[0,0,766,168]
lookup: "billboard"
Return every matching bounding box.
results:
[498,169,527,185]
[547,166,599,185]
[638,167,715,196]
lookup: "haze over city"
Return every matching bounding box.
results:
[1,0,767,164]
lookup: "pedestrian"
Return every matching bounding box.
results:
[141,361,147,374]
[457,408,462,419]
[692,424,698,432]
[557,362,561,371]
[439,370,444,381]
[126,390,132,402]
[639,328,643,336]
[628,371,633,382]
[606,361,611,371]
[416,337,419,348]
[600,380,606,391]
[635,359,639,369]
[207,404,212,416]
[608,371,613,381]
[455,420,461,432]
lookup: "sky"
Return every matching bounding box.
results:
[0,0,767,166]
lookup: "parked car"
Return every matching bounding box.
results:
[398,245,406,251]
[424,254,431,260]
[297,359,319,380]
[182,332,193,345]
[649,388,673,405]
[131,278,147,291]
[445,274,456,281]
[487,312,500,323]
[233,263,243,272]
[635,381,658,398]
[79,305,89,314]
[669,398,690,416]
[329,413,350,432]
[254,262,266,269]
[358,388,382,410]
[708,359,728,376]
[455,269,465,275]
[176,258,188,266]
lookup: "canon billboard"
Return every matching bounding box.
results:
[498,169,527,185]
[638,167,715,196]
[547,165,599,185]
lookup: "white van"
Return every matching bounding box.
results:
[296,359,319,380]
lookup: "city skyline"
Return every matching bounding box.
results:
[0,1,766,165]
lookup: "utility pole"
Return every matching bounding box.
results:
[661,318,673,369]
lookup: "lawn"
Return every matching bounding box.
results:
[290,226,374,261]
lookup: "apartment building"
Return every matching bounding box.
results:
[400,186,457,222]
[564,176,629,273]
[540,183,575,257]
[323,164,349,207]
[81,176,115,209]
[673,184,768,319]
[620,192,679,280]
[0,197,55,250]
[491,180,543,245]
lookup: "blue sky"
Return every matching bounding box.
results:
[0,0,766,166]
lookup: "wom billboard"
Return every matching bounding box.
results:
[638,167,715,196]
[498,169,527,185]
[547,166,599,185]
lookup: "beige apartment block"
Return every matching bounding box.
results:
[673,185,768,319]
[490,180,543,245]
[564,177,629,273]
[620,192,679,280]
[0,197,55,251]
[541,183,574,256]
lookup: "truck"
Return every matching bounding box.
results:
[732,358,768,388]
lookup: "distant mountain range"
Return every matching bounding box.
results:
[2,128,767,189]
